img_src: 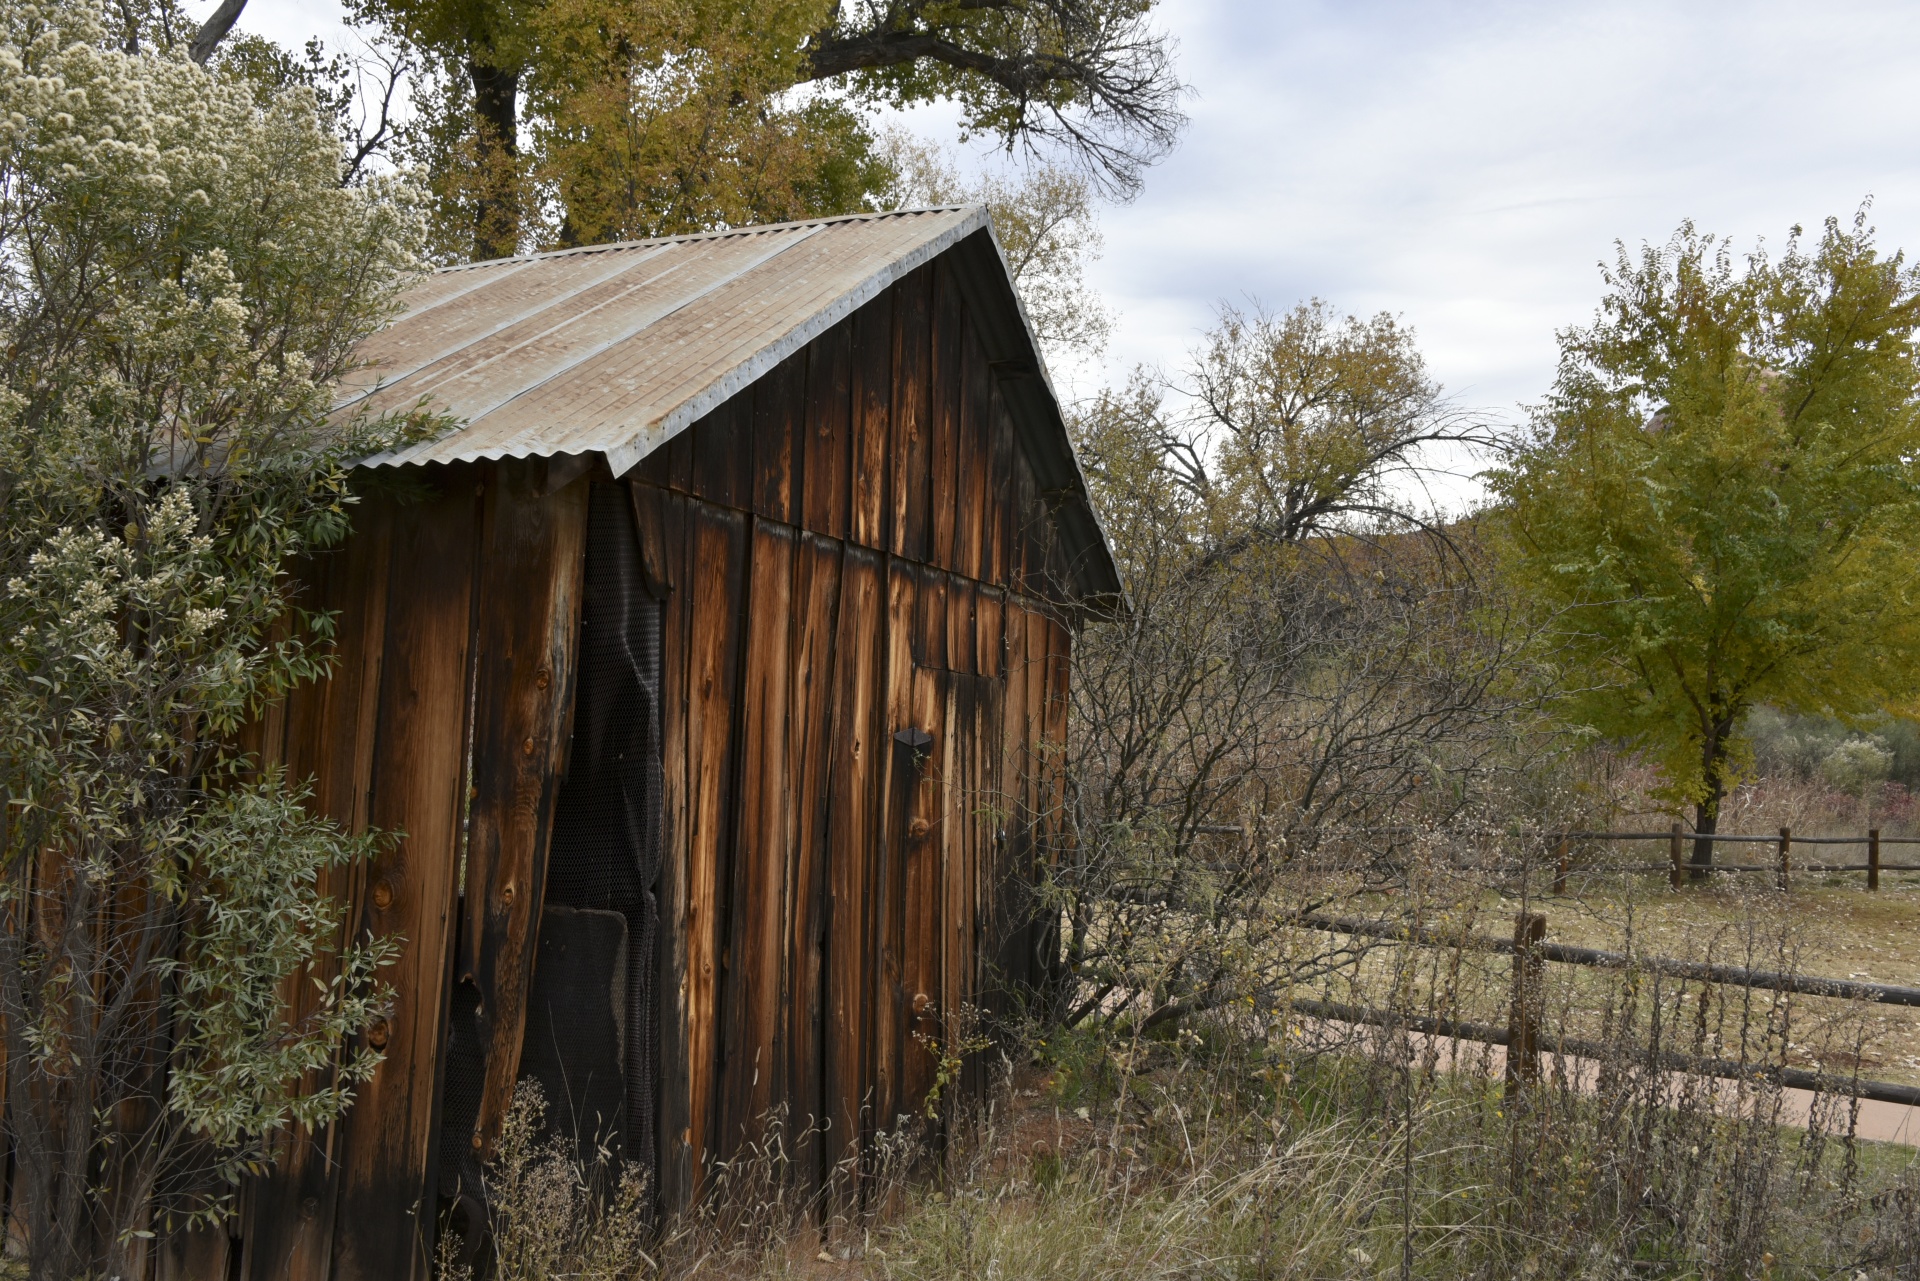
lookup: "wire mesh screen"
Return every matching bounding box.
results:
[536,481,664,1176]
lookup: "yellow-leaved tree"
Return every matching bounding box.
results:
[1491,213,1920,869]
[338,0,1182,260]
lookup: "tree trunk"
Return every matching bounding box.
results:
[1690,718,1734,881]
[468,58,523,262]
[1690,791,1720,881]
[188,0,248,65]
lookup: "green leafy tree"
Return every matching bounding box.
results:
[449,0,895,260]
[0,2,425,1273]
[326,0,1180,259]
[1491,214,1920,868]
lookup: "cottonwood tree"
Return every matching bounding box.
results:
[1491,214,1920,872]
[384,0,896,260]
[1151,301,1490,564]
[0,4,424,1273]
[197,0,1184,259]
[1038,308,1538,1032]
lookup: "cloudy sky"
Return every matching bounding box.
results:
[1088,0,1920,426]
[210,0,1920,433]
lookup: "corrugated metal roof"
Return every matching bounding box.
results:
[349,207,987,476]
[345,205,1124,606]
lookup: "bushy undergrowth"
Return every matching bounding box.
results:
[454,987,1919,1280]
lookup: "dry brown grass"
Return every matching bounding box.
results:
[452,1010,1920,1280]
[1538,873,1920,1087]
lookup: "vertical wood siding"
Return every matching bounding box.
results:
[637,256,1076,1197]
[237,461,590,1281]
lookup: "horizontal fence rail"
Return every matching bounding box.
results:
[1290,997,1920,1110]
[1296,913,1920,1008]
[1534,826,1912,891]
[1198,826,1920,845]
[1207,825,1920,890]
[1287,911,1920,1111]
[1599,863,1920,873]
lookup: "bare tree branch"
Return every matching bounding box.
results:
[805,0,1185,197]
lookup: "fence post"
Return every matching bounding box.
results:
[1669,822,1684,890]
[1553,840,1569,895]
[1777,825,1792,892]
[1505,912,1547,1097]
[1869,828,1881,892]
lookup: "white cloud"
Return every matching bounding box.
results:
[1094,0,1920,428]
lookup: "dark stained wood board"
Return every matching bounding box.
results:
[784,534,843,1195]
[914,565,948,673]
[632,481,694,1209]
[820,544,885,1191]
[872,560,918,1142]
[985,384,1014,589]
[720,520,798,1153]
[458,461,589,1161]
[947,576,978,678]
[955,324,990,585]
[751,353,802,526]
[803,321,853,542]
[899,660,947,1120]
[328,470,482,1281]
[680,501,750,1188]
[927,261,962,575]
[692,392,753,513]
[938,674,970,1098]
[240,496,395,1281]
[888,271,933,566]
[848,289,893,552]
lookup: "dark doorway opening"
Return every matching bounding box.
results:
[521,481,664,1177]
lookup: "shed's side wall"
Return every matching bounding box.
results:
[221,460,589,1281]
[632,256,1074,1206]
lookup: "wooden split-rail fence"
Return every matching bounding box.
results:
[1542,826,1920,893]
[1289,910,1920,1109]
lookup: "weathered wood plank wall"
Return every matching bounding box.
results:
[229,460,590,1281]
[633,256,1075,1203]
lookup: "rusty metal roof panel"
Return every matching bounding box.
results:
[334,246,664,407]
[344,231,801,429]
[458,215,957,467]
[352,209,983,473]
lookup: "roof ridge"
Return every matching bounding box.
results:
[438,206,980,275]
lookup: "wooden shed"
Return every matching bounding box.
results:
[216,207,1120,1280]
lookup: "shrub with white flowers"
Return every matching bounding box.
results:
[0,2,427,1275]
